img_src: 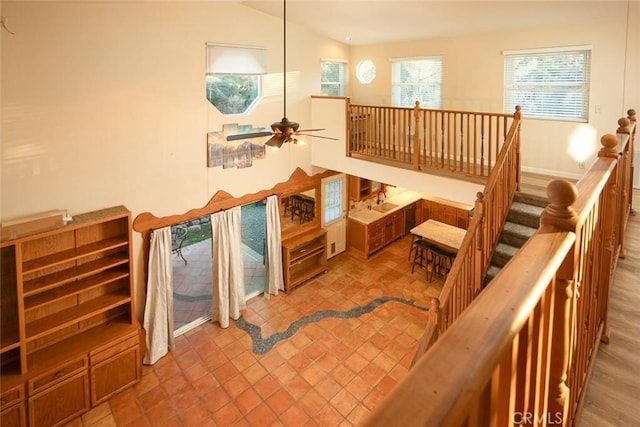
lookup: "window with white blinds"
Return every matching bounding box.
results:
[321,60,346,96]
[503,46,591,122]
[391,57,442,108]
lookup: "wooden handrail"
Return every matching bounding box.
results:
[365,109,636,426]
[347,101,515,181]
[412,107,521,360]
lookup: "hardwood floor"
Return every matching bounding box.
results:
[579,189,640,426]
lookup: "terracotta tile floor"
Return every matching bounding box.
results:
[69,234,443,427]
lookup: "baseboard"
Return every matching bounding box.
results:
[521,166,582,181]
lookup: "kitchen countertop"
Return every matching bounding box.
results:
[348,190,474,225]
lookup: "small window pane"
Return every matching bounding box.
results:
[391,58,442,108]
[206,75,260,115]
[321,61,346,96]
[323,179,343,225]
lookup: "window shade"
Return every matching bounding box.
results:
[503,46,591,121]
[206,43,267,75]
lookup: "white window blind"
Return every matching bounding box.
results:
[503,46,591,121]
[391,57,442,108]
[206,43,267,75]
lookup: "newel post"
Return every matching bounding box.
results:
[413,101,421,171]
[346,97,353,157]
[410,297,441,367]
[596,134,621,343]
[540,179,579,427]
[514,105,522,192]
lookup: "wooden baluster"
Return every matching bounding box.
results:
[412,101,420,170]
[539,179,578,427]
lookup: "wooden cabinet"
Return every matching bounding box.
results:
[348,210,404,258]
[0,206,142,426]
[282,228,327,291]
[417,199,472,230]
[1,384,25,427]
[349,175,383,202]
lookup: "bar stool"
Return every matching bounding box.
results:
[290,195,303,222]
[411,240,432,273]
[408,234,423,261]
[427,246,455,282]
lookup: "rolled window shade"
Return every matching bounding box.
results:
[206,43,267,75]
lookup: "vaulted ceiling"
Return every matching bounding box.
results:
[240,1,632,46]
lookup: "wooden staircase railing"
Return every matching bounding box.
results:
[411,106,522,358]
[348,100,518,181]
[364,109,636,427]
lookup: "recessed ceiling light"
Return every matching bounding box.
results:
[344,36,352,41]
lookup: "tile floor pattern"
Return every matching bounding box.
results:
[69,235,443,426]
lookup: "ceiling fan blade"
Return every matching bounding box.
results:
[296,133,339,141]
[226,131,274,142]
[265,135,286,148]
[296,128,326,133]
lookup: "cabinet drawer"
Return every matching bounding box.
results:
[90,333,140,365]
[28,357,88,395]
[1,384,24,411]
[29,371,90,427]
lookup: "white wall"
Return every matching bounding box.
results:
[348,6,639,179]
[0,2,349,317]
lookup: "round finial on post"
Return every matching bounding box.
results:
[598,134,619,158]
[541,179,578,231]
[514,105,522,119]
[628,109,636,123]
[430,297,440,312]
[617,117,631,134]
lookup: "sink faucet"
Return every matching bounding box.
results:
[376,191,387,205]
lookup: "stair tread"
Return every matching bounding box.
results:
[510,202,545,216]
[503,221,537,238]
[495,242,519,257]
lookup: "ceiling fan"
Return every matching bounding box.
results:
[226,0,337,148]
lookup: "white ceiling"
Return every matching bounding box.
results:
[240,0,632,46]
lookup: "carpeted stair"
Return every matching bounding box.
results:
[484,193,548,286]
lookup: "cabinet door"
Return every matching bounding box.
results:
[29,371,90,427]
[90,335,141,405]
[392,212,404,240]
[1,402,26,427]
[419,200,432,223]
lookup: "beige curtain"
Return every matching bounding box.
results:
[142,226,175,365]
[211,207,246,328]
[265,195,284,296]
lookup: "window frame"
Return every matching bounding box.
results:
[321,59,347,96]
[390,56,443,109]
[503,45,592,122]
[205,43,266,115]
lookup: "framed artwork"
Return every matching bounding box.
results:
[207,123,268,169]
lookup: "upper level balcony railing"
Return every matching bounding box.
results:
[348,100,520,182]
